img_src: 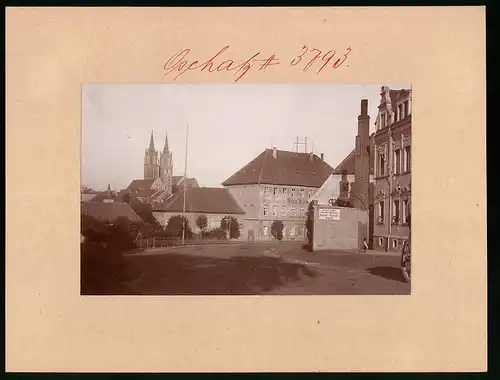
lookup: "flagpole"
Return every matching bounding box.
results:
[182,124,189,245]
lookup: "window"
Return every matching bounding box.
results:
[379,154,386,177]
[264,186,269,196]
[300,188,305,197]
[381,113,387,128]
[394,149,401,174]
[308,189,314,198]
[299,226,305,236]
[263,205,269,216]
[403,100,409,118]
[393,200,400,223]
[291,188,296,197]
[379,237,385,247]
[404,146,411,172]
[290,207,296,216]
[282,187,288,195]
[273,186,278,196]
[378,201,385,223]
[262,226,268,236]
[402,199,410,223]
[272,205,278,216]
[299,208,305,217]
[392,239,399,249]
[398,104,403,121]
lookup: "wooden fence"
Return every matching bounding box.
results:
[135,236,243,249]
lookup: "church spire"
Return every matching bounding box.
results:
[148,130,155,152]
[163,132,169,153]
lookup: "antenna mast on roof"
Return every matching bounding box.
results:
[293,136,308,153]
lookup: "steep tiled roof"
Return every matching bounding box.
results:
[81,202,144,223]
[333,149,355,175]
[128,179,155,191]
[153,187,245,215]
[172,176,199,188]
[332,135,375,176]
[221,149,334,188]
[91,191,120,202]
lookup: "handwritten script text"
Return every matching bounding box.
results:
[163,45,352,82]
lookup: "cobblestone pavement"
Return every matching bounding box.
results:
[124,242,411,295]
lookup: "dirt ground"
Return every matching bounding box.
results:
[121,242,411,295]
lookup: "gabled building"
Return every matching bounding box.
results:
[125,178,171,205]
[153,187,245,235]
[325,99,376,247]
[222,148,334,241]
[81,201,144,224]
[372,86,412,251]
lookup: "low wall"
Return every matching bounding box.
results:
[312,205,368,251]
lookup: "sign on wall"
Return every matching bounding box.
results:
[318,208,340,220]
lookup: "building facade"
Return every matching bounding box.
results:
[222,148,334,241]
[153,187,245,236]
[372,86,412,251]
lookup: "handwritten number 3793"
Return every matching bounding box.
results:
[291,45,352,73]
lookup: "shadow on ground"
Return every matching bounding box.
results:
[123,254,319,295]
[366,266,406,283]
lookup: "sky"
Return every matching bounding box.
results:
[82,83,410,191]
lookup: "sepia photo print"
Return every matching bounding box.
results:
[81,84,412,295]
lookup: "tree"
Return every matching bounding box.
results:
[220,216,241,239]
[305,201,315,251]
[196,214,208,233]
[122,193,158,224]
[270,220,284,241]
[81,185,95,193]
[166,214,193,238]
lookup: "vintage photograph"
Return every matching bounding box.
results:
[81,84,412,295]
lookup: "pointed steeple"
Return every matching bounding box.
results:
[148,130,155,152]
[163,132,169,153]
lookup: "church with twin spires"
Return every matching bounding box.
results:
[144,130,173,193]
[124,131,199,205]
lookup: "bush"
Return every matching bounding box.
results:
[80,215,136,294]
[166,214,193,239]
[270,220,284,241]
[81,240,135,294]
[207,227,228,240]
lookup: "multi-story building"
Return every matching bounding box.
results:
[222,148,334,241]
[372,86,412,251]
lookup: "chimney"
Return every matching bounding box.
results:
[272,146,277,158]
[320,153,324,162]
[309,152,314,161]
[361,99,368,116]
[107,184,111,197]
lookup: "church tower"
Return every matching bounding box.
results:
[144,131,159,179]
[159,132,173,195]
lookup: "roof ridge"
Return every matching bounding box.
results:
[257,149,268,185]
